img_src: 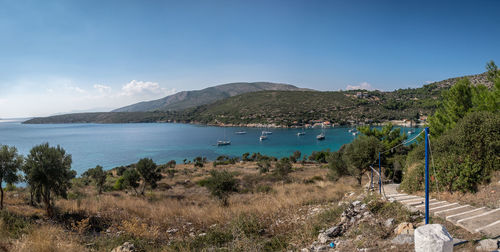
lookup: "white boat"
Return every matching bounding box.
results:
[316,133,325,140]
[217,128,231,146]
[235,131,247,135]
[317,125,326,140]
[297,132,306,136]
[217,140,231,146]
[262,131,272,135]
[259,135,268,141]
[352,132,358,136]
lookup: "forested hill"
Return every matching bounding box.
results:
[24,72,493,125]
[112,82,310,112]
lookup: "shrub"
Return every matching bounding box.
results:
[290,150,301,163]
[136,158,162,194]
[326,146,348,181]
[166,160,176,168]
[193,156,206,168]
[85,165,107,194]
[402,111,500,193]
[199,170,238,206]
[122,169,140,195]
[257,159,271,174]
[308,150,330,163]
[273,157,292,178]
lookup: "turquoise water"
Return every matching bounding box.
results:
[0,121,421,175]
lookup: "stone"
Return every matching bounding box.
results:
[391,234,414,245]
[384,218,395,228]
[111,242,135,252]
[475,239,499,251]
[352,200,361,206]
[414,224,453,252]
[324,226,342,237]
[313,245,330,251]
[394,222,414,235]
[317,233,331,244]
[301,248,310,252]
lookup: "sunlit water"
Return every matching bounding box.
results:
[0,121,421,175]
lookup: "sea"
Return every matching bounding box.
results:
[0,120,422,175]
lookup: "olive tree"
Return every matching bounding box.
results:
[0,145,23,209]
[122,168,141,195]
[343,136,383,185]
[136,158,162,195]
[24,143,76,216]
[86,165,107,194]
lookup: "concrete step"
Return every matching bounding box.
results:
[446,207,489,224]
[429,203,461,213]
[475,220,500,237]
[457,208,500,233]
[414,201,449,211]
[404,199,438,207]
[434,205,476,218]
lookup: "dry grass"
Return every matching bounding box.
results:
[56,164,356,243]
[11,225,86,252]
[0,162,359,251]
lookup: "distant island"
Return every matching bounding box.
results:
[23,72,492,126]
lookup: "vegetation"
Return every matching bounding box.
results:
[136,158,162,195]
[84,165,107,194]
[402,61,500,193]
[199,170,238,206]
[23,143,76,216]
[273,157,293,179]
[0,145,23,209]
[121,169,141,195]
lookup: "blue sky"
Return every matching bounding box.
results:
[1,0,499,117]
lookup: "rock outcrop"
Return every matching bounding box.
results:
[414,224,453,252]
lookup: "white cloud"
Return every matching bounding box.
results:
[0,78,178,118]
[120,80,170,96]
[346,82,374,90]
[65,85,86,94]
[93,84,112,93]
[425,80,434,84]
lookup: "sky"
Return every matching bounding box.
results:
[1,0,500,118]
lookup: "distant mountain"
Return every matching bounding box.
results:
[113,82,310,112]
[24,72,494,125]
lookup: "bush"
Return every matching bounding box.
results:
[290,150,301,163]
[308,150,330,163]
[257,159,271,174]
[166,160,176,168]
[193,156,206,168]
[273,157,292,178]
[136,158,162,194]
[199,170,238,206]
[326,146,348,181]
[401,111,500,193]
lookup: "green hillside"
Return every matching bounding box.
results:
[112,82,309,112]
[24,72,493,125]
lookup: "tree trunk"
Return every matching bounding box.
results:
[42,188,53,217]
[0,185,4,210]
[357,174,362,185]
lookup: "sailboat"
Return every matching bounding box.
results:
[316,125,325,140]
[217,128,231,146]
[297,125,306,136]
[235,131,247,135]
[259,134,268,141]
